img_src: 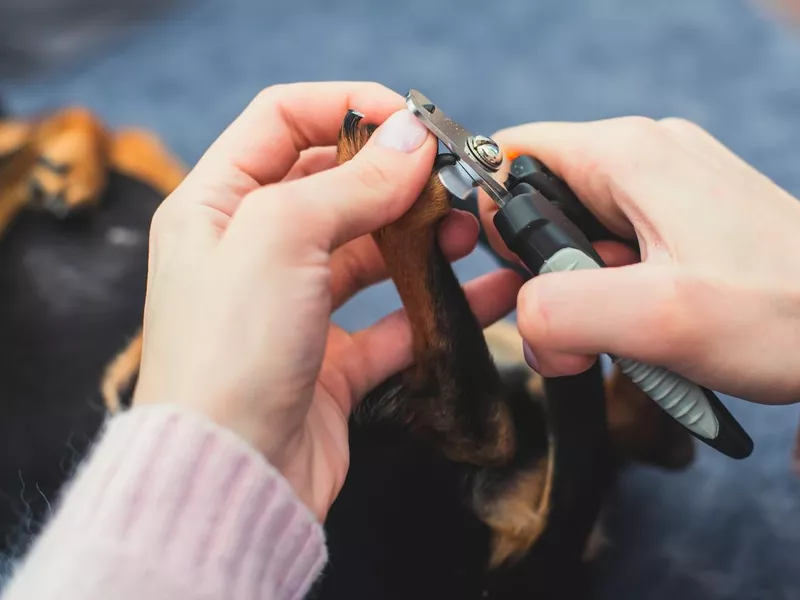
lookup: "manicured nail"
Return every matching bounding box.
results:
[376,109,428,152]
[522,341,540,371]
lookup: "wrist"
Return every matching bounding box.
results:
[271,427,345,522]
[132,386,332,520]
[6,404,328,600]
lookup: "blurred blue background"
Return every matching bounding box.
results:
[2,0,800,598]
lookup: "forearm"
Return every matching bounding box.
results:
[0,405,327,600]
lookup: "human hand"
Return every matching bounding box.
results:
[132,82,520,520]
[478,116,800,405]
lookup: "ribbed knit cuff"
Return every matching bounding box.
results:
[2,405,327,600]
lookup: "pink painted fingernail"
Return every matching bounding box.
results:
[522,341,540,371]
[376,109,428,152]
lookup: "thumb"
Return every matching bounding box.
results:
[317,108,438,249]
[226,108,437,253]
[518,262,699,369]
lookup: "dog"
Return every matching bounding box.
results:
[0,104,183,565]
[0,102,695,598]
[302,109,695,599]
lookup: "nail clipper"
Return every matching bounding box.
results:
[406,89,753,460]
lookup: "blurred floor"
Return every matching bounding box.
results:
[2,0,800,598]
[0,0,175,77]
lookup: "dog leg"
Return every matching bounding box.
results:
[477,318,695,566]
[338,112,555,569]
[476,320,554,567]
[109,128,187,194]
[476,309,695,473]
[338,110,515,465]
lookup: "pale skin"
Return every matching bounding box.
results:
[478,116,800,406]
[131,82,523,521]
[134,81,800,525]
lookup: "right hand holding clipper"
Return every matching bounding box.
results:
[478,115,800,406]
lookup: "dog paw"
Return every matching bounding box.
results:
[27,107,110,218]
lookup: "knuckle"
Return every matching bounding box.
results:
[148,203,179,240]
[252,84,288,110]
[658,116,705,137]
[659,117,722,150]
[599,116,669,173]
[559,116,660,177]
[610,116,662,149]
[146,201,205,261]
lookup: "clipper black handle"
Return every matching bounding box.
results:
[493,184,754,460]
[506,154,637,251]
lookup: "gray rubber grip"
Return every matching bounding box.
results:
[540,247,720,440]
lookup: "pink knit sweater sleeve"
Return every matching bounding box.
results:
[0,405,328,600]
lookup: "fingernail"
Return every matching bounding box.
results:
[376,109,428,152]
[522,341,540,371]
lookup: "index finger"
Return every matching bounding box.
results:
[194,81,406,188]
[484,116,750,246]
[483,119,637,240]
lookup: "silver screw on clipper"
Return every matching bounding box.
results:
[467,135,503,171]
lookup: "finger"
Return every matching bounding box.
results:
[487,117,721,242]
[340,269,524,403]
[196,81,406,187]
[516,262,707,367]
[522,341,596,378]
[281,146,338,182]
[477,187,521,266]
[474,196,640,274]
[166,82,408,220]
[466,235,639,378]
[489,120,633,236]
[438,208,480,252]
[225,108,437,256]
[515,239,637,378]
[330,209,479,310]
